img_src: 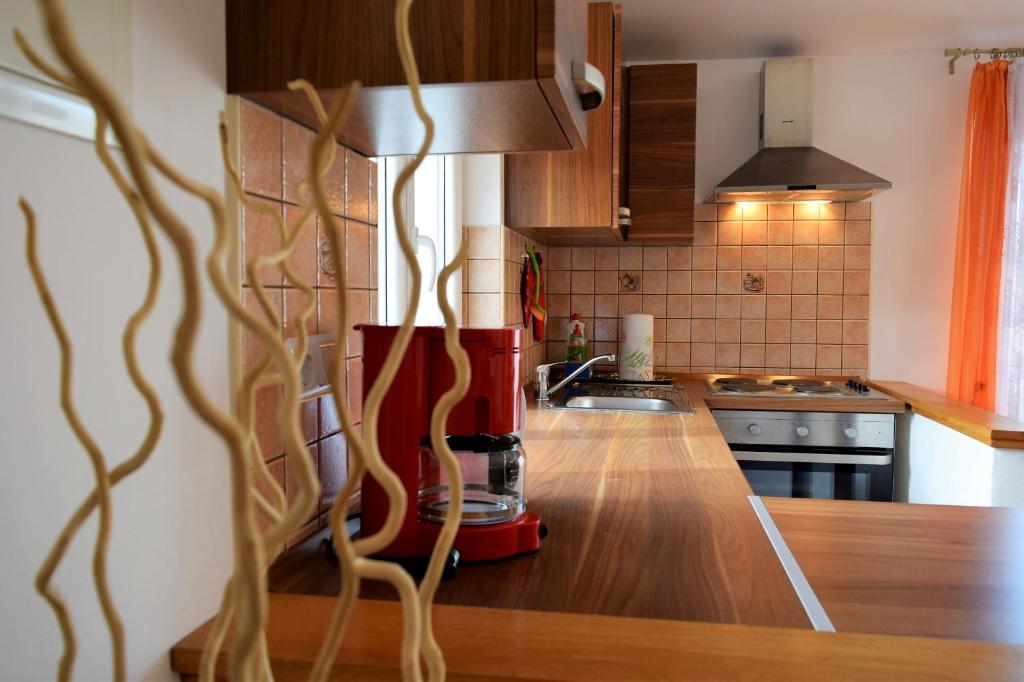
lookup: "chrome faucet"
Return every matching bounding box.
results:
[536,354,616,402]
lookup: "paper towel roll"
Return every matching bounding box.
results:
[619,313,655,381]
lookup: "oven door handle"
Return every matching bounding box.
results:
[732,450,892,465]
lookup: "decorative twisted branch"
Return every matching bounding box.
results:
[19,0,471,678]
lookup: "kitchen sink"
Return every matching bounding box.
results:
[547,382,694,415]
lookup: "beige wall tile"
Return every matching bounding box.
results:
[692,295,716,318]
[241,101,283,200]
[717,246,741,270]
[741,343,766,366]
[844,245,870,270]
[716,343,740,366]
[692,342,716,365]
[843,295,869,319]
[819,203,846,220]
[667,270,691,294]
[667,295,691,318]
[794,203,820,220]
[643,270,667,294]
[819,246,844,269]
[844,270,870,295]
[570,294,595,317]
[593,317,618,341]
[467,293,503,327]
[692,246,717,270]
[742,202,768,220]
[742,221,768,245]
[741,319,766,342]
[571,270,595,294]
[791,343,816,367]
[467,259,501,292]
[717,271,741,294]
[548,270,570,294]
[843,319,868,344]
[667,342,691,366]
[716,295,740,318]
[643,246,668,270]
[767,270,792,294]
[793,245,818,270]
[817,270,844,295]
[764,344,789,367]
[667,318,691,342]
[792,270,817,294]
[620,294,642,315]
[693,222,717,245]
[641,294,667,317]
[818,221,844,245]
[793,295,817,319]
[692,318,715,342]
[845,220,871,244]
[741,295,767,319]
[594,247,618,270]
[768,203,794,220]
[742,246,767,270]
[667,246,693,269]
[766,295,792,319]
[594,270,618,294]
[692,270,716,294]
[768,221,793,245]
[571,247,595,270]
[619,246,643,269]
[766,246,793,269]
[718,221,742,245]
[548,246,571,270]
[816,319,842,344]
[547,293,569,318]
[817,295,843,319]
[846,202,871,220]
[792,319,816,343]
[766,320,791,343]
[793,221,818,244]
[594,294,618,318]
[842,344,868,369]
[816,344,842,369]
[718,203,743,220]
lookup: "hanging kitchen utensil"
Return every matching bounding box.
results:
[531,249,546,341]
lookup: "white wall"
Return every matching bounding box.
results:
[0,1,232,680]
[670,53,973,391]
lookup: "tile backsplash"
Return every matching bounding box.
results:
[543,201,871,376]
[239,100,378,547]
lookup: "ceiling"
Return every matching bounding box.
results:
[618,0,1024,62]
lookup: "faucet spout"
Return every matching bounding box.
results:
[536,354,616,401]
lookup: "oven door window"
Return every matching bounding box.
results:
[738,461,892,501]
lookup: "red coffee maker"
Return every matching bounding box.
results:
[358,326,544,568]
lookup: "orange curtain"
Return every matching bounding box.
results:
[947,61,1011,408]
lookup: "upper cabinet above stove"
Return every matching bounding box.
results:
[226,0,594,157]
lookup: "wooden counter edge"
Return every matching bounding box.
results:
[869,380,1024,449]
[171,594,1024,681]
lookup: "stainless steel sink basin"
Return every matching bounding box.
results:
[547,382,694,415]
[565,395,678,411]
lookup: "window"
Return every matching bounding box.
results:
[377,155,462,325]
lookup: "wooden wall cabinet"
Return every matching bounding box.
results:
[227,0,588,157]
[503,3,619,245]
[620,63,697,242]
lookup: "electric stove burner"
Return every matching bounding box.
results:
[772,379,826,387]
[791,384,841,394]
[721,383,778,393]
[715,377,758,385]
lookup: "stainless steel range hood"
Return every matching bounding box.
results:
[709,58,891,204]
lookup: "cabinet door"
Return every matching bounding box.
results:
[504,2,615,230]
[624,63,696,240]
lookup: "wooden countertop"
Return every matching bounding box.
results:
[869,380,1024,449]
[766,497,1024,644]
[274,381,810,628]
[171,593,1024,681]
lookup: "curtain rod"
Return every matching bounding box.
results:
[945,47,1024,74]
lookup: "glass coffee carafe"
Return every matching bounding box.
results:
[418,434,526,525]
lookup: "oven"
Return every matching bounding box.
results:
[712,410,895,502]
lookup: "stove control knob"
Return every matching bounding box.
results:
[748,424,762,436]
[844,426,858,439]
[795,425,809,438]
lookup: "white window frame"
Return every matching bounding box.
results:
[377,155,462,326]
